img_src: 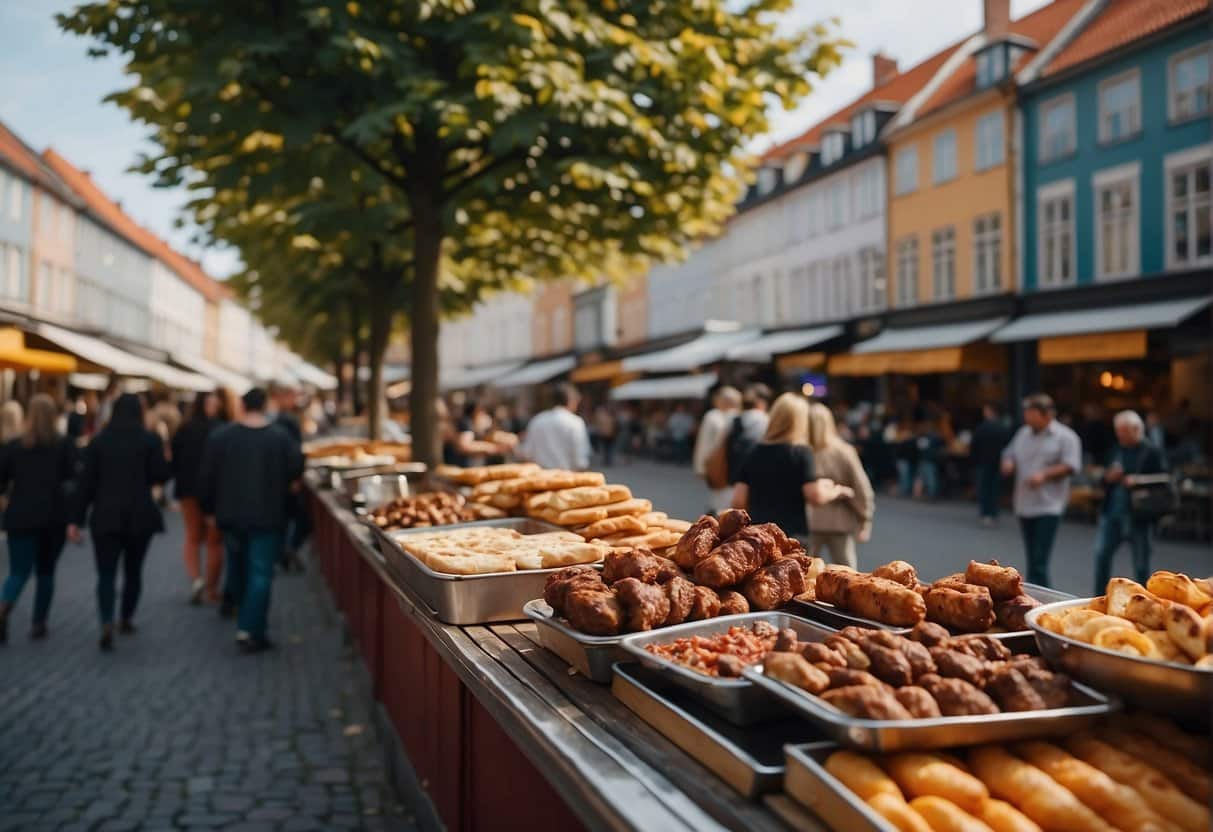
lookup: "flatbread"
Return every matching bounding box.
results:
[536,505,611,527]
[440,463,540,486]
[544,484,632,511]
[601,498,653,518]
[497,470,606,495]
[578,515,647,539]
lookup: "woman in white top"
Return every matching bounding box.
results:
[692,386,741,514]
[806,403,875,568]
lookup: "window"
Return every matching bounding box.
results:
[851,110,876,148]
[973,213,1002,294]
[1038,180,1076,287]
[1170,44,1211,122]
[36,261,51,310]
[1093,163,1140,280]
[975,111,1005,171]
[896,236,919,307]
[1166,149,1212,268]
[895,146,918,195]
[784,152,808,184]
[8,246,24,301]
[828,180,846,228]
[822,132,846,166]
[931,226,956,300]
[857,247,886,312]
[757,167,777,195]
[833,257,851,318]
[1039,94,1075,162]
[1098,70,1141,143]
[853,165,880,219]
[976,46,1006,88]
[933,129,957,184]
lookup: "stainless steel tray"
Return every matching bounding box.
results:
[784,742,894,832]
[611,663,820,799]
[524,598,625,683]
[1026,598,1213,723]
[372,518,587,625]
[619,612,834,725]
[793,582,1072,651]
[742,655,1118,751]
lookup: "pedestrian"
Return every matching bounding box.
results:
[519,383,591,471]
[199,388,304,652]
[1000,393,1083,587]
[1092,411,1167,592]
[913,418,944,500]
[0,400,24,443]
[271,382,308,572]
[971,403,1012,527]
[805,403,874,568]
[693,386,741,514]
[0,395,77,643]
[592,404,617,467]
[70,393,172,650]
[723,382,771,485]
[730,393,853,548]
[172,391,228,604]
[666,403,696,464]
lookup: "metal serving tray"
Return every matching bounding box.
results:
[524,598,627,683]
[742,650,1118,752]
[372,518,583,625]
[611,663,820,799]
[619,612,835,725]
[784,742,895,832]
[1027,597,1213,724]
[793,582,1072,652]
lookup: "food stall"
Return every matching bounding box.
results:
[307,462,1211,832]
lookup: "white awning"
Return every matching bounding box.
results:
[495,355,575,388]
[992,297,1213,342]
[35,323,213,391]
[610,373,718,401]
[622,329,761,373]
[68,373,109,391]
[854,318,1008,354]
[726,325,843,362]
[289,360,339,391]
[440,360,524,392]
[172,352,253,394]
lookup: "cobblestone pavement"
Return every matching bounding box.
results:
[0,510,415,832]
[601,459,1213,597]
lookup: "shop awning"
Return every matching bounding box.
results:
[68,372,109,390]
[622,328,760,373]
[289,360,339,391]
[172,352,253,394]
[610,373,718,401]
[991,296,1213,342]
[33,323,213,390]
[570,359,623,384]
[725,325,843,363]
[495,355,575,388]
[0,328,77,373]
[853,318,1008,354]
[440,360,524,392]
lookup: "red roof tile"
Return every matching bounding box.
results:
[0,122,79,204]
[1044,0,1210,76]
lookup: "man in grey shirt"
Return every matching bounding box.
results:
[1001,393,1083,586]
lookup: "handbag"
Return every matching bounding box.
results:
[1128,473,1178,520]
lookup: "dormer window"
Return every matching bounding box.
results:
[976,45,1006,88]
[850,110,876,148]
[783,152,808,183]
[821,131,846,166]
[757,166,778,194]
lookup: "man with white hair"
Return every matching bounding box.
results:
[693,385,741,514]
[1093,409,1166,592]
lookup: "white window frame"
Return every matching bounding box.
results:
[1037,178,1077,289]
[896,236,919,307]
[972,212,1002,295]
[1164,143,1213,269]
[895,145,918,195]
[828,179,846,229]
[1092,161,1141,281]
[1168,42,1212,123]
[975,110,1005,171]
[931,226,956,301]
[1039,93,1075,163]
[932,129,958,185]
[6,174,19,221]
[822,131,846,166]
[1097,68,1141,145]
[851,110,876,148]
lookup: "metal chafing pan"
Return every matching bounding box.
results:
[1027,597,1213,723]
[784,742,895,832]
[793,582,1072,652]
[743,646,1118,752]
[371,518,587,625]
[619,612,835,725]
[611,663,820,799]
[523,598,626,683]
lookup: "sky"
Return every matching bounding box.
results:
[0,0,1050,281]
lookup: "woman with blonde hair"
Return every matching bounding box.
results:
[806,403,874,568]
[0,400,24,443]
[731,393,853,545]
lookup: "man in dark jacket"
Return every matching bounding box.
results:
[199,388,304,652]
[1093,410,1166,593]
[970,403,1012,527]
[270,382,308,572]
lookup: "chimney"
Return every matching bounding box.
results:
[983,0,1010,38]
[872,52,899,88]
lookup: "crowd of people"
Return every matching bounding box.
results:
[0,383,309,652]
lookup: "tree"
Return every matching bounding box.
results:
[62,0,844,464]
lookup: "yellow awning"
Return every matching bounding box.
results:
[829,344,1005,376]
[570,359,623,383]
[0,328,77,374]
[775,351,827,373]
[1038,330,1147,364]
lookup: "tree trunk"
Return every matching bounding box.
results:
[365,296,393,441]
[350,305,365,417]
[409,214,443,468]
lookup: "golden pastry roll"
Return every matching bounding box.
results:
[867,793,932,832]
[968,745,1114,832]
[815,570,926,627]
[965,560,1024,601]
[1146,571,1213,610]
[908,796,995,832]
[925,585,996,633]
[1163,603,1207,661]
[872,560,918,587]
[825,750,903,802]
[1011,740,1175,832]
[882,753,989,813]
[1066,734,1209,832]
[1104,728,1210,803]
[1126,712,1212,765]
[976,798,1043,832]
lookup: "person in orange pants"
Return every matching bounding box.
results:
[171,391,230,603]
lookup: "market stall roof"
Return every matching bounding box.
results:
[494,355,575,388]
[725,325,843,363]
[172,352,253,394]
[0,327,77,373]
[992,296,1213,342]
[610,373,718,401]
[33,323,213,391]
[439,360,524,392]
[289,360,339,391]
[622,327,760,373]
[853,317,1008,354]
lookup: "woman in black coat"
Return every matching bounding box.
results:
[71,393,171,650]
[0,394,77,643]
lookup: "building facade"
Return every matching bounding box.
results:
[0,156,33,310]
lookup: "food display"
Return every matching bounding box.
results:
[390,526,608,575]
[306,439,412,462]
[1034,573,1213,667]
[642,620,783,678]
[366,491,504,531]
[434,462,541,486]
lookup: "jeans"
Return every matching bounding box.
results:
[2,527,66,624]
[1017,515,1061,587]
[1093,512,1151,595]
[94,532,153,625]
[976,464,1001,519]
[285,494,312,558]
[896,460,914,496]
[916,460,940,499]
[224,529,282,640]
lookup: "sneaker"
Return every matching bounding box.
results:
[189,578,205,605]
[219,601,236,619]
[30,622,47,640]
[119,620,136,635]
[238,635,274,654]
[235,629,251,646]
[99,624,114,651]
